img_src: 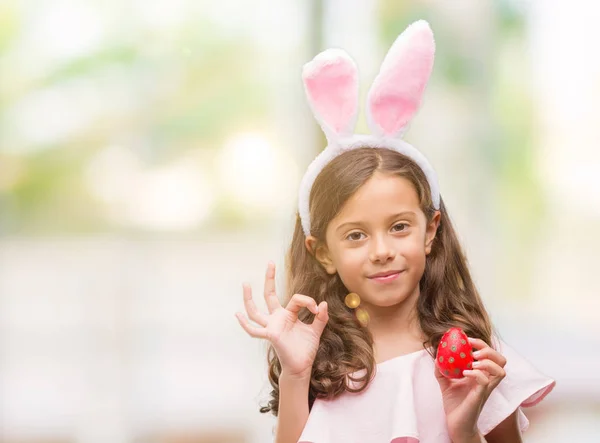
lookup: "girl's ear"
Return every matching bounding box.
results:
[425,210,441,255]
[305,236,337,274]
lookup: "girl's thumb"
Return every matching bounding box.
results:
[434,362,450,390]
[311,301,329,336]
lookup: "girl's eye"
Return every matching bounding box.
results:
[392,223,407,232]
[346,232,365,241]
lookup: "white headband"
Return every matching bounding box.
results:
[298,20,440,237]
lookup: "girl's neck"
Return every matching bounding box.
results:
[365,284,427,359]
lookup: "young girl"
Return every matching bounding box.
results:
[235,20,555,443]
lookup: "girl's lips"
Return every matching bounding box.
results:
[368,271,404,283]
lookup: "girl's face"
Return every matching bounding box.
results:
[309,172,440,308]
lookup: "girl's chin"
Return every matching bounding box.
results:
[359,293,411,308]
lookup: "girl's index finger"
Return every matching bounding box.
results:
[467,337,489,350]
[468,337,507,366]
[263,261,281,313]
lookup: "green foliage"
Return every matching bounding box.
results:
[0,11,268,234]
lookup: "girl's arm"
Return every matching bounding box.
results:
[484,409,523,443]
[274,369,311,443]
[235,264,329,442]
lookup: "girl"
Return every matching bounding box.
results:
[235,20,555,443]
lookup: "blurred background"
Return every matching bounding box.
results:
[0,0,598,441]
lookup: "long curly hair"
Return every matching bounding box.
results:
[260,147,496,416]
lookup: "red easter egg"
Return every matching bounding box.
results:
[436,327,474,379]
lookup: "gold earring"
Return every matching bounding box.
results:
[344,292,360,309]
[344,292,370,327]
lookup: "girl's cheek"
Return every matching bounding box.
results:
[396,244,426,266]
[340,254,362,271]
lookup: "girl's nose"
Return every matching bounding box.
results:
[369,235,396,263]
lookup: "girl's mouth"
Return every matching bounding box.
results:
[368,270,404,283]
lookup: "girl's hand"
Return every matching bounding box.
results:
[434,337,507,441]
[235,262,329,379]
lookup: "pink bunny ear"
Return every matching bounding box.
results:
[302,48,359,140]
[367,20,435,137]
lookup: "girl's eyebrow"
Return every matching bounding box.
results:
[335,211,417,233]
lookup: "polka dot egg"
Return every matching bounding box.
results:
[436,327,474,379]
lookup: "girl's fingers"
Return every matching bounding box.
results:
[310,301,329,336]
[286,293,319,316]
[235,312,268,339]
[463,369,490,386]
[468,337,507,368]
[467,337,488,350]
[471,359,506,379]
[242,283,268,327]
[433,363,452,390]
[263,262,281,313]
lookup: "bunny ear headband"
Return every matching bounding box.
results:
[298,19,441,237]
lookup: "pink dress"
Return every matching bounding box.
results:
[297,337,556,443]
